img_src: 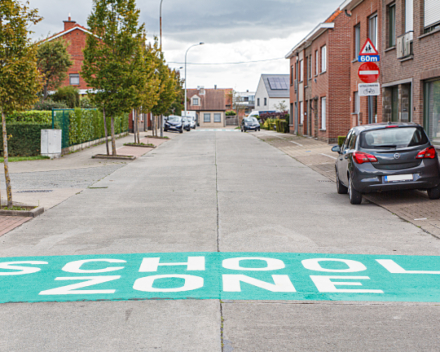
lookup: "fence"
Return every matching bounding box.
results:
[52,108,129,150]
[226,117,238,126]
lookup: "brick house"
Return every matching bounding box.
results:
[285,9,351,143]
[43,17,151,132]
[378,0,440,145]
[186,87,233,128]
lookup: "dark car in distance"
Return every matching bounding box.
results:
[332,122,440,204]
[164,116,184,133]
[241,117,260,132]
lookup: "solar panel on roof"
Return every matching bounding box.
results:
[268,77,288,90]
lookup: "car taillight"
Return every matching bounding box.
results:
[416,146,437,159]
[353,152,378,164]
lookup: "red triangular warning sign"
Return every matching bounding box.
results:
[359,38,379,56]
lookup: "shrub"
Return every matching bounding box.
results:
[52,86,80,108]
[338,136,347,147]
[6,111,51,124]
[68,108,129,146]
[33,98,68,111]
[80,96,95,108]
[0,123,51,157]
[226,110,236,116]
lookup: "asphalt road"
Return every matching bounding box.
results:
[1,130,439,351]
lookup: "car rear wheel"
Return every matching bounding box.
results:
[348,177,362,204]
[427,185,440,199]
[179,127,183,133]
[336,170,348,195]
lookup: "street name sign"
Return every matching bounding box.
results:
[1,252,440,304]
[358,62,380,83]
[359,83,381,96]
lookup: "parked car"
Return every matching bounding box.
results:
[188,117,196,129]
[182,117,191,131]
[241,117,261,132]
[164,115,184,133]
[332,122,440,204]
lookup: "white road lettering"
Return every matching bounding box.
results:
[223,257,285,271]
[310,276,383,293]
[223,275,296,292]
[376,259,440,274]
[39,276,121,295]
[139,257,205,272]
[133,274,204,292]
[0,261,48,276]
[62,259,126,273]
[302,258,367,273]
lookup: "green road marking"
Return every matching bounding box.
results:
[1,252,440,304]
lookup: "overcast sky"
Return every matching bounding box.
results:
[28,0,342,92]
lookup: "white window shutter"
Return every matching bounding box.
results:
[425,0,440,27]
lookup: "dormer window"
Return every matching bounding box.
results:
[192,97,199,106]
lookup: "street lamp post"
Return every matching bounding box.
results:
[184,42,204,118]
[159,0,164,50]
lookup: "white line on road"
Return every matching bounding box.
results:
[321,153,337,160]
[290,141,303,147]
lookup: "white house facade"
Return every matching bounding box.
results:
[254,74,290,113]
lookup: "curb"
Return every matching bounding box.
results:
[92,154,136,160]
[0,206,44,218]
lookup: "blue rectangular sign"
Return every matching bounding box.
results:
[358,55,380,62]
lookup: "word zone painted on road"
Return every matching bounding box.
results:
[1,252,440,303]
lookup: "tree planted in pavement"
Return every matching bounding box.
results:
[82,0,144,155]
[0,0,43,208]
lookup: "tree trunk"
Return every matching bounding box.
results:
[133,110,137,143]
[103,107,109,155]
[160,115,163,138]
[111,117,116,155]
[1,110,13,208]
[137,110,140,144]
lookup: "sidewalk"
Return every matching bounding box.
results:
[0,131,172,235]
[251,130,440,239]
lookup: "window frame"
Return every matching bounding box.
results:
[214,113,221,123]
[299,59,304,82]
[192,97,199,106]
[354,23,361,57]
[203,113,211,123]
[388,4,396,47]
[315,50,319,76]
[321,46,327,73]
[368,14,378,50]
[264,98,267,106]
[321,97,327,130]
[69,73,80,86]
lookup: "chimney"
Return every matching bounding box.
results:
[214,85,217,89]
[63,14,76,31]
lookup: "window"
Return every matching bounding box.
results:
[321,46,327,72]
[300,101,304,124]
[388,4,396,47]
[300,60,304,82]
[264,98,267,106]
[257,98,260,106]
[308,55,312,80]
[70,74,80,86]
[204,113,211,123]
[192,97,199,106]
[214,113,221,123]
[424,0,440,33]
[354,92,360,113]
[369,14,378,49]
[354,23,361,56]
[405,0,414,33]
[290,65,294,85]
[321,97,327,130]
[315,50,318,75]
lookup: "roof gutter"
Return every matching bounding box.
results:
[340,0,363,11]
[285,22,335,59]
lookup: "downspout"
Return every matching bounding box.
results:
[295,52,299,135]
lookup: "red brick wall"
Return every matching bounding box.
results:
[59,27,90,91]
[381,0,440,127]
[349,0,383,126]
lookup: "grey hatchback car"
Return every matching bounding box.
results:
[332,123,440,204]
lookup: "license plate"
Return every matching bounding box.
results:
[384,174,413,183]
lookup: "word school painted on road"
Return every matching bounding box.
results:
[1,252,440,304]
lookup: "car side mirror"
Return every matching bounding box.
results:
[331,145,341,154]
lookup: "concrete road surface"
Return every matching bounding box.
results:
[1,129,439,351]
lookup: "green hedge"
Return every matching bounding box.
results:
[338,136,347,147]
[68,109,129,146]
[262,118,277,130]
[275,119,288,133]
[6,111,51,124]
[0,123,51,157]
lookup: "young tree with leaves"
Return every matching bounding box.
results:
[82,0,144,155]
[0,0,43,208]
[37,39,73,99]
